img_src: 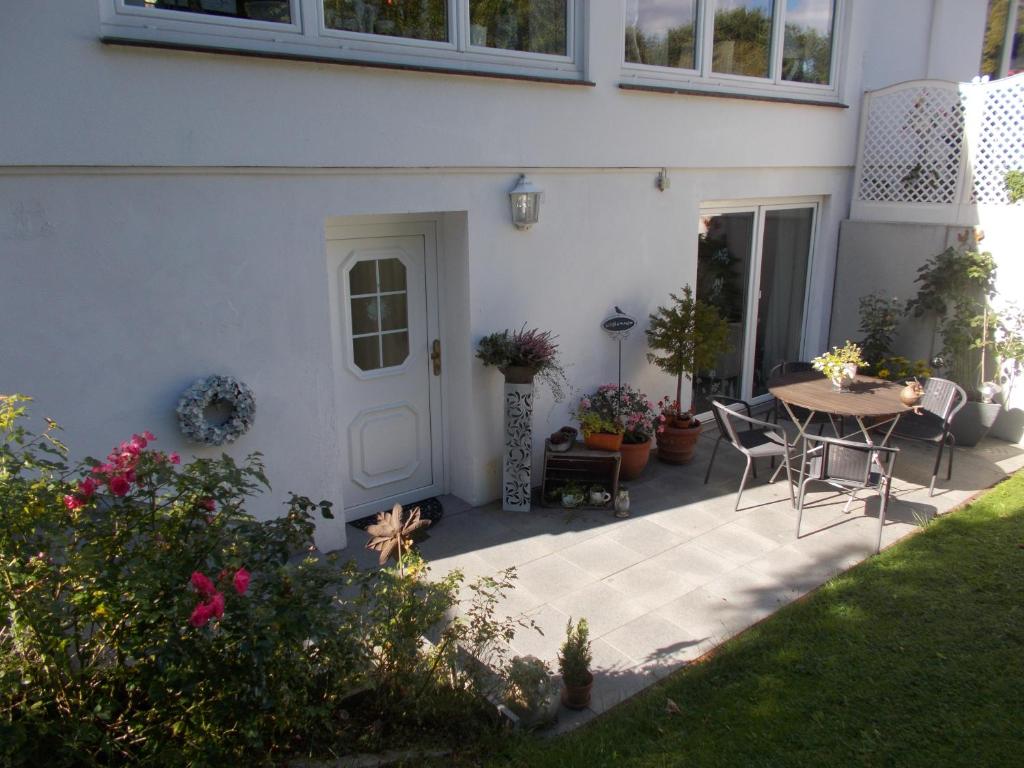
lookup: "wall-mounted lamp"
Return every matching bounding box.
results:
[508,174,542,230]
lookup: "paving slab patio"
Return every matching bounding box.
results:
[346,421,1024,731]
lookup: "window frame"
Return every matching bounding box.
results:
[100,0,585,81]
[622,0,844,102]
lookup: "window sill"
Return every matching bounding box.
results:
[618,82,848,109]
[100,37,594,87]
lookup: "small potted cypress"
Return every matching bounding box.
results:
[558,617,593,710]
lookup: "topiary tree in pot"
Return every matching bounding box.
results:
[646,285,731,464]
[906,245,999,446]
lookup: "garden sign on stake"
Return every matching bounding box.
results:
[601,307,637,395]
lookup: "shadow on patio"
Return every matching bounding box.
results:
[345,424,1024,727]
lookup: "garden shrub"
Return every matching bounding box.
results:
[0,395,529,766]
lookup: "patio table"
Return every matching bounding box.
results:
[768,370,912,446]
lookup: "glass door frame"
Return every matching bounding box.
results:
[696,198,821,416]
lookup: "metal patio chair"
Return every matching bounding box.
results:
[795,434,899,553]
[887,376,966,496]
[768,361,833,435]
[705,397,794,511]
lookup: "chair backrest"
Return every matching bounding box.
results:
[920,377,967,424]
[710,398,750,446]
[803,434,898,488]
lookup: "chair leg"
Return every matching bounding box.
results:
[929,440,945,497]
[703,436,722,485]
[946,437,955,480]
[783,449,795,507]
[796,477,811,538]
[876,477,892,553]
[736,457,752,511]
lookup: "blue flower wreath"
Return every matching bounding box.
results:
[176,375,255,446]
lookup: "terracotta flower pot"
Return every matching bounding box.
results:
[583,432,624,452]
[656,421,701,464]
[561,672,594,710]
[618,439,652,480]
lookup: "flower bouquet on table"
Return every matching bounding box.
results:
[812,341,867,391]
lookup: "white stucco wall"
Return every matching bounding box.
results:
[1,0,981,548]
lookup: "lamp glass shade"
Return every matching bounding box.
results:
[508,175,541,229]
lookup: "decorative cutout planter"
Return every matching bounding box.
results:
[503,380,534,512]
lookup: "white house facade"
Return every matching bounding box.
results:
[0,1,989,551]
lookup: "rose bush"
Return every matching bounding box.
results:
[0,395,531,766]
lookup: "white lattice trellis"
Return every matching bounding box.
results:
[970,77,1024,205]
[858,84,965,205]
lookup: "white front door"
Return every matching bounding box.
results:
[326,222,443,520]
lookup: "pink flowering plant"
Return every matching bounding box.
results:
[0,395,537,765]
[575,384,657,444]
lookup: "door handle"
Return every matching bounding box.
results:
[431,339,442,376]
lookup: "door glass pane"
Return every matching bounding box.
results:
[353,336,381,371]
[125,0,292,23]
[625,0,699,70]
[379,294,408,332]
[713,0,774,78]
[323,0,448,42]
[695,212,755,413]
[349,260,377,296]
[382,332,410,367]
[350,297,380,335]
[377,258,407,292]
[782,0,833,84]
[751,208,813,396]
[469,0,567,54]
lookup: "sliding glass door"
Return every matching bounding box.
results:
[694,203,816,414]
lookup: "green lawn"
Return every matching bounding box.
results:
[478,472,1024,767]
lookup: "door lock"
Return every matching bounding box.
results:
[431,339,442,376]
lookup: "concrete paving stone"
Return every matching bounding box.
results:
[695,566,795,633]
[653,585,749,649]
[690,521,781,566]
[733,503,801,545]
[474,532,562,570]
[601,559,701,612]
[640,505,725,542]
[511,553,597,602]
[507,603,572,663]
[557,535,648,579]
[549,581,647,639]
[604,516,684,557]
[646,541,741,586]
[602,612,709,670]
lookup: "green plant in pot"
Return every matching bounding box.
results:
[558,617,593,710]
[503,655,558,730]
[646,285,731,464]
[906,245,999,446]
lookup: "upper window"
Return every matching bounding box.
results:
[102,1,581,80]
[624,0,840,97]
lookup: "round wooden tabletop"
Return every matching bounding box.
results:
[768,370,912,419]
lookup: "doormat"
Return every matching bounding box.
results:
[347,497,444,532]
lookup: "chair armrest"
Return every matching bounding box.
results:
[723,408,791,444]
[803,433,899,455]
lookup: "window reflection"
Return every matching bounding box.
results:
[781,0,833,84]
[469,0,567,55]
[625,0,699,70]
[125,0,292,23]
[323,0,448,42]
[713,0,774,78]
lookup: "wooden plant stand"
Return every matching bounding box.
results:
[540,442,621,510]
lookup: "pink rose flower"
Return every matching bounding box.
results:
[191,571,216,597]
[143,430,155,441]
[233,567,250,595]
[209,591,225,619]
[130,434,147,451]
[78,477,97,498]
[199,498,216,512]
[169,452,180,465]
[108,475,130,497]
[190,601,216,628]
[63,494,83,511]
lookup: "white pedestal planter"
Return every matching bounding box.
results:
[503,381,534,512]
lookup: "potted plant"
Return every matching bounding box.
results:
[477,325,569,511]
[575,392,625,452]
[811,341,868,391]
[575,384,656,477]
[558,617,593,710]
[906,245,999,446]
[503,655,558,730]
[646,285,731,464]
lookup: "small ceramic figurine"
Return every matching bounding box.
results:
[614,489,630,518]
